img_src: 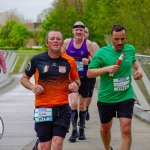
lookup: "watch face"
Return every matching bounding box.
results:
[0,117,4,140]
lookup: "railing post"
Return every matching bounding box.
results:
[18,55,29,73]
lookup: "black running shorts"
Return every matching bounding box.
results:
[79,76,90,98]
[34,104,71,142]
[97,99,135,124]
[88,78,96,97]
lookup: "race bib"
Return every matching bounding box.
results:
[113,77,130,91]
[34,108,53,123]
[76,61,84,71]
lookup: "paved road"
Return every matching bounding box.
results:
[0,74,35,150]
[0,74,150,150]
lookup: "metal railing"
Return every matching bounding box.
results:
[0,50,34,83]
[0,50,150,111]
[133,54,150,110]
[0,51,16,83]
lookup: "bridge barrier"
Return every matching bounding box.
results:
[0,50,34,84]
[0,51,15,83]
[0,50,150,111]
[133,54,150,110]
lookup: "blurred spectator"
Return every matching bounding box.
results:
[0,50,7,74]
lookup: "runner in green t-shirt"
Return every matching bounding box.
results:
[87,24,143,150]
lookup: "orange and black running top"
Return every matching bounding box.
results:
[25,52,79,107]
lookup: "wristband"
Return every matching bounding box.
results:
[75,81,80,87]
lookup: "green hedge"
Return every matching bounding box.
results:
[0,47,18,50]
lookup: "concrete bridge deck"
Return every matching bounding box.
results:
[0,74,150,150]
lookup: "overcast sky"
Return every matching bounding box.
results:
[0,0,54,21]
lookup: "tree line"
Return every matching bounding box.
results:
[0,0,150,54]
[41,0,150,54]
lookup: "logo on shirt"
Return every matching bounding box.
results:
[59,66,66,73]
[43,65,49,73]
[81,51,84,55]
[125,59,131,62]
[70,51,75,53]
[52,62,57,66]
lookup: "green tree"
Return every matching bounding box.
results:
[118,0,150,53]
[82,0,101,45]
[38,0,150,54]
[9,23,30,48]
[40,0,84,46]
[0,20,17,46]
[37,8,51,23]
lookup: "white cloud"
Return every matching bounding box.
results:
[0,0,54,21]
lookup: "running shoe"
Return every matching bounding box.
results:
[68,129,78,142]
[78,127,86,140]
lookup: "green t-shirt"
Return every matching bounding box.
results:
[89,44,136,103]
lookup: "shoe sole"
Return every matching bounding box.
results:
[68,139,77,142]
[78,137,86,140]
[68,136,78,143]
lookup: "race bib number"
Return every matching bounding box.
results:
[76,61,84,71]
[34,108,53,123]
[113,77,130,91]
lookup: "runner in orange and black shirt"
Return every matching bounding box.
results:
[21,30,80,150]
[26,52,78,107]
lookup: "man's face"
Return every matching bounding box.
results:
[84,29,89,39]
[110,30,126,51]
[72,27,85,39]
[46,31,63,53]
